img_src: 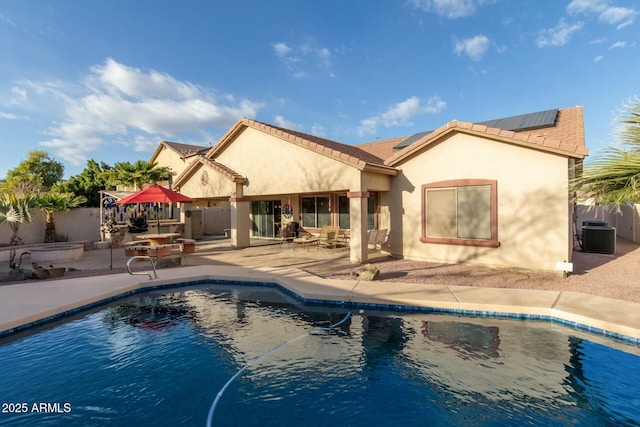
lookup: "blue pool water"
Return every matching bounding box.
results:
[1,284,639,426]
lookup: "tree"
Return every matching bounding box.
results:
[0,194,33,245]
[57,159,113,207]
[573,98,640,204]
[34,192,88,243]
[1,150,64,194]
[102,160,171,191]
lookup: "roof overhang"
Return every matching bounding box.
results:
[386,120,588,166]
[173,156,246,188]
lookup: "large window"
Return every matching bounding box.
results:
[301,196,331,228]
[338,193,377,230]
[421,180,498,247]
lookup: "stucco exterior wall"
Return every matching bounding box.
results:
[154,146,196,178]
[215,128,365,195]
[178,164,238,200]
[388,133,572,273]
[0,208,101,246]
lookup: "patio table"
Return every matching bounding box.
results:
[292,237,319,251]
[136,233,181,246]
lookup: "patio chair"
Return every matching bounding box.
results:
[318,225,339,249]
[280,222,299,240]
[375,229,388,250]
[127,216,148,233]
[367,230,380,248]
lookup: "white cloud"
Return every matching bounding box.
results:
[593,55,605,62]
[536,19,584,47]
[272,42,293,57]
[453,35,490,60]
[17,58,263,165]
[132,135,159,153]
[272,39,336,78]
[10,86,28,104]
[273,115,299,130]
[311,124,326,137]
[567,0,608,15]
[0,111,19,120]
[609,41,626,49]
[568,0,637,29]
[599,6,637,29]
[408,0,496,19]
[89,58,201,100]
[357,96,446,136]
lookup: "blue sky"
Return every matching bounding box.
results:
[1,0,638,178]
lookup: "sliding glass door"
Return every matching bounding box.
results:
[251,200,282,238]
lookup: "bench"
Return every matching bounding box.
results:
[146,243,181,259]
[122,240,150,256]
[124,244,155,257]
[175,238,196,254]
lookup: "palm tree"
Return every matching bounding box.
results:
[102,160,171,191]
[35,192,88,243]
[0,194,33,245]
[573,98,640,204]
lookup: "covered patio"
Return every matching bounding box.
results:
[171,118,398,264]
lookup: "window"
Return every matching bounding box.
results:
[421,180,498,247]
[301,196,331,228]
[338,196,350,229]
[338,193,378,230]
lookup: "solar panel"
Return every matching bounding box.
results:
[392,108,559,150]
[393,130,432,149]
[476,109,558,131]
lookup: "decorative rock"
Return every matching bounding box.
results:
[354,263,380,281]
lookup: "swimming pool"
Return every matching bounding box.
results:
[1,284,639,426]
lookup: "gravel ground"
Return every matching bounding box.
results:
[325,238,640,304]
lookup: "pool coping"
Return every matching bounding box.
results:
[1,265,639,345]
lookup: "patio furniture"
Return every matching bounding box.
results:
[367,229,379,248]
[375,229,388,249]
[122,240,150,256]
[127,216,148,233]
[367,229,388,250]
[136,233,181,246]
[318,225,340,249]
[176,238,196,254]
[292,236,319,251]
[280,222,299,240]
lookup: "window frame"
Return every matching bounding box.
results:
[420,179,499,248]
[337,192,378,230]
[301,195,331,228]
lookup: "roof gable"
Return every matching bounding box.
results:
[206,118,398,175]
[173,155,246,189]
[384,106,587,165]
[150,140,209,163]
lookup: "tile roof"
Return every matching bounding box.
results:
[356,136,409,162]
[161,141,209,158]
[380,106,587,165]
[172,155,246,188]
[207,118,398,175]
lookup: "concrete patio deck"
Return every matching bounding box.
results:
[1,237,639,343]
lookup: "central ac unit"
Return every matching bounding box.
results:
[581,226,616,255]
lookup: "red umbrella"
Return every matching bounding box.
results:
[116,185,193,229]
[116,184,193,205]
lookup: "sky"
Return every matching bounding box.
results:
[1,0,638,179]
